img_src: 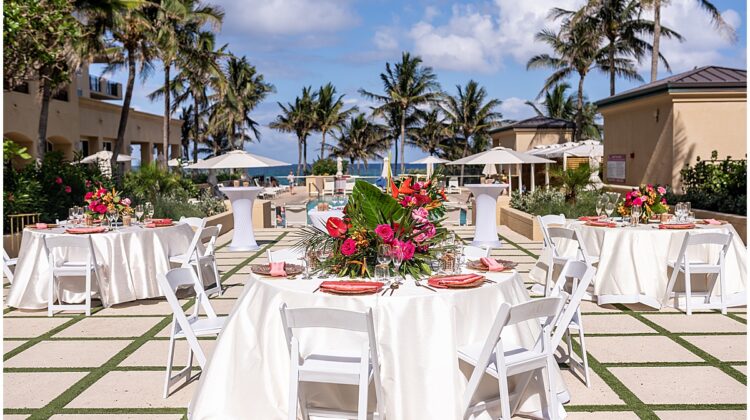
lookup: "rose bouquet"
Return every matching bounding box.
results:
[83,183,133,219]
[296,177,449,278]
[618,184,670,222]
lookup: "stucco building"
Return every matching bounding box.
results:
[4,65,182,167]
[595,66,747,188]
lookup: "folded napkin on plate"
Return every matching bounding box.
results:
[269,262,287,277]
[35,223,48,230]
[703,218,722,225]
[480,257,507,272]
[578,215,605,222]
[65,226,106,234]
[659,223,695,230]
[428,274,485,288]
[586,220,617,228]
[151,218,173,225]
[319,281,384,293]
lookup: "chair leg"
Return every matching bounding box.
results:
[719,267,727,315]
[577,326,591,388]
[545,356,559,420]
[357,372,369,420]
[85,269,92,317]
[186,346,194,386]
[497,363,511,420]
[287,373,299,420]
[684,267,692,315]
[48,273,55,317]
[163,335,177,398]
[565,330,573,364]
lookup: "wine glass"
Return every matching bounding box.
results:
[68,208,76,226]
[377,244,392,265]
[434,242,445,274]
[76,206,84,226]
[391,245,404,280]
[134,204,144,225]
[316,244,331,278]
[106,208,119,230]
[145,202,154,222]
[675,202,685,223]
[604,200,616,221]
[596,195,608,217]
[685,202,692,222]
[631,204,642,226]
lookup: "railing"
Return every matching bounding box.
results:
[4,213,40,254]
[89,75,100,92]
[105,81,119,96]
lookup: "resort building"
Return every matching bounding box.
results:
[595,65,747,188]
[3,65,182,167]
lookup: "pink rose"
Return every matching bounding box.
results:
[97,188,107,196]
[85,180,92,187]
[341,238,357,256]
[122,198,131,206]
[412,207,429,224]
[400,241,415,260]
[661,198,667,204]
[374,224,394,243]
[64,185,71,193]
[95,204,107,214]
[632,197,643,206]
[657,186,666,195]
[55,177,62,184]
[84,192,94,200]
[414,222,436,243]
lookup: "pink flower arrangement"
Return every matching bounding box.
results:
[393,239,416,260]
[374,224,394,243]
[413,222,436,243]
[619,184,670,221]
[411,207,429,224]
[340,238,357,256]
[83,184,132,217]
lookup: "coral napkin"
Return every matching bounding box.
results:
[151,218,173,225]
[578,215,605,222]
[659,223,695,230]
[319,281,384,293]
[586,220,617,228]
[35,223,48,230]
[428,274,485,288]
[269,262,287,277]
[65,226,106,234]
[480,257,507,272]
[703,219,722,225]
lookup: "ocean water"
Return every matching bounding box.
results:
[245,163,428,185]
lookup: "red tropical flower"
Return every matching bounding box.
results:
[326,217,348,238]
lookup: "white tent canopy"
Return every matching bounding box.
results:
[411,155,449,177]
[188,150,289,170]
[547,140,603,158]
[449,147,553,193]
[79,151,132,164]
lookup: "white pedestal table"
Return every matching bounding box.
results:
[466,183,508,248]
[220,186,262,251]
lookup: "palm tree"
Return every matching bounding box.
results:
[328,113,387,174]
[209,55,274,150]
[178,105,193,158]
[152,0,223,164]
[408,108,450,157]
[359,52,441,174]
[270,87,318,176]
[315,83,356,160]
[525,83,576,120]
[528,16,607,141]
[440,80,503,185]
[645,0,736,82]
[104,1,156,170]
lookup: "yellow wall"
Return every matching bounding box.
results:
[491,128,573,152]
[600,91,746,188]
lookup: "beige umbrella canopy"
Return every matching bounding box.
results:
[79,151,132,164]
[188,150,289,169]
[449,147,553,192]
[411,155,449,177]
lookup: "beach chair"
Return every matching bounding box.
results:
[285,204,308,227]
[323,179,335,196]
[447,177,461,194]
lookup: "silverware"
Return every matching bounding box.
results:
[415,280,436,292]
[483,278,496,284]
[312,284,321,293]
[389,281,400,296]
[381,282,391,296]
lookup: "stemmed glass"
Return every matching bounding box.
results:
[604,200,616,222]
[434,242,445,274]
[391,244,404,281]
[631,204,642,226]
[378,244,393,282]
[684,202,692,222]
[675,202,686,223]
[106,207,119,230]
[596,195,609,218]
[76,206,84,226]
[134,204,144,225]
[68,208,76,227]
[144,202,154,222]
[316,244,331,278]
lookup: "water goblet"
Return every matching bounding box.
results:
[134,204,144,225]
[107,208,119,230]
[68,208,76,226]
[604,200,616,222]
[391,245,404,280]
[685,202,692,222]
[374,264,389,283]
[76,206,85,226]
[144,202,154,222]
[631,204,642,226]
[377,244,392,265]
[596,195,609,217]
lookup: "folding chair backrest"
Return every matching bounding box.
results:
[285,205,308,227]
[199,225,222,256]
[508,296,566,327]
[161,267,217,320]
[44,236,96,267]
[267,248,305,265]
[546,226,581,258]
[463,245,490,259]
[3,248,12,262]
[179,217,206,229]
[449,178,459,188]
[676,232,733,266]
[550,260,595,348]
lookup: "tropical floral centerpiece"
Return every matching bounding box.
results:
[618,184,669,222]
[84,183,133,219]
[296,177,449,278]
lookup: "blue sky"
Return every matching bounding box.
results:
[93,0,747,164]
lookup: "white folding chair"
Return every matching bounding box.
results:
[170,225,205,267]
[3,248,18,284]
[43,236,103,317]
[444,203,463,226]
[542,227,597,296]
[159,267,227,398]
[549,260,596,387]
[463,245,491,260]
[267,248,305,266]
[194,225,223,296]
[537,214,565,250]
[447,177,462,194]
[284,204,308,227]
[179,217,206,229]
[664,232,733,315]
[279,304,385,420]
[459,296,565,420]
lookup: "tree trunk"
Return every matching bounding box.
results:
[192,97,200,163]
[459,133,469,186]
[296,138,302,177]
[575,74,585,141]
[303,137,308,173]
[320,129,327,160]
[162,64,170,167]
[650,0,662,82]
[113,48,136,176]
[608,39,616,96]
[399,110,406,175]
[36,76,52,161]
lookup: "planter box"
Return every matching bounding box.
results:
[692,208,747,244]
[499,207,543,241]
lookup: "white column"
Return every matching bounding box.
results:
[517,163,522,194]
[507,164,512,193]
[563,153,568,171]
[545,162,550,186]
[531,163,536,192]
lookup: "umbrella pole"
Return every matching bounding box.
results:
[507,164,512,193]
[531,163,535,192]
[545,163,549,187]
[517,163,522,194]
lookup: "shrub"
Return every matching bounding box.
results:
[154,197,205,219]
[666,152,746,216]
[194,189,227,216]
[511,188,599,218]
[311,158,347,175]
[551,163,592,203]
[122,163,197,204]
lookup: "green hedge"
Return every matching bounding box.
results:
[666,152,746,216]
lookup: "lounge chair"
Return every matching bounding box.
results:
[284,203,308,227]
[447,178,462,194]
[323,179,335,196]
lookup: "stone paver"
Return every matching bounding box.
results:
[54,316,163,338]
[654,410,747,420]
[641,314,746,333]
[66,371,198,408]
[51,415,184,420]
[120,339,216,367]
[6,339,131,368]
[585,336,703,363]
[4,372,87,408]
[4,317,70,338]
[582,314,657,334]
[681,335,747,362]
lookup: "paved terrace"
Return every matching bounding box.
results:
[3,226,747,419]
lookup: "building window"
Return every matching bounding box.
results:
[102,141,112,151]
[79,139,89,156]
[46,141,54,152]
[53,88,69,102]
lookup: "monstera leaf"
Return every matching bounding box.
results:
[348,179,405,229]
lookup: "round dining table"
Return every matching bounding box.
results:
[188,271,568,420]
[530,221,747,308]
[6,223,195,309]
[307,208,345,231]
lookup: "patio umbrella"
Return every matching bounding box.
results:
[411,155,449,177]
[79,150,132,164]
[188,150,289,170]
[482,163,498,177]
[380,156,392,179]
[449,147,553,192]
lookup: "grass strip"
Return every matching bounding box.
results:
[724,311,746,324]
[4,308,101,361]
[219,232,287,282]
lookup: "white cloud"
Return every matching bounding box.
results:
[373,27,399,52]
[642,2,744,74]
[498,97,535,121]
[221,0,359,36]
[423,6,440,22]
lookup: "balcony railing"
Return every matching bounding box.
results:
[88,75,121,99]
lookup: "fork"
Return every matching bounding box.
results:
[415,278,436,292]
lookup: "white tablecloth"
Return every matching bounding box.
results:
[7,224,195,309]
[189,272,568,419]
[530,222,747,308]
[307,208,345,231]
